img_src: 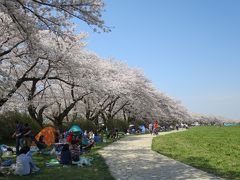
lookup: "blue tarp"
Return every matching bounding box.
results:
[139,125,146,134]
[94,136,102,144]
[224,123,240,126]
[0,144,8,152]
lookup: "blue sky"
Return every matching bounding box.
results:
[75,0,240,120]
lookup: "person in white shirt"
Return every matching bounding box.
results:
[149,123,153,135]
[14,146,39,176]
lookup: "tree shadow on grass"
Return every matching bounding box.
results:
[182,156,240,180]
[1,149,114,180]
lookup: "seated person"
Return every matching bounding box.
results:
[111,128,118,139]
[107,129,117,139]
[14,146,39,176]
[73,134,81,144]
[93,132,102,144]
[59,134,66,144]
[81,135,94,152]
[59,144,71,165]
[33,135,47,152]
[53,144,63,156]
[70,140,80,162]
[131,128,136,134]
[54,129,61,143]
[88,131,95,141]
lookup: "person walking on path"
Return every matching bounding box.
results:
[176,124,179,131]
[148,122,153,135]
[153,120,159,135]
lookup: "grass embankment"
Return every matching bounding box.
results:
[152,126,240,179]
[0,140,116,180]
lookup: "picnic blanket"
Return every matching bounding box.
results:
[46,159,60,167]
[73,157,93,167]
[46,157,93,167]
[0,146,15,158]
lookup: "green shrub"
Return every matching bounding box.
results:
[64,118,129,133]
[0,111,41,142]
[63,118,97,133]
[106,119,128,132]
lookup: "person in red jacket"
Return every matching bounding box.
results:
[67,131,73,144]
[153,121,159,135]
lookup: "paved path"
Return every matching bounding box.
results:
[98,131,221,180]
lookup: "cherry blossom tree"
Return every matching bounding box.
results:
[190,114,225,126]
[0,0,108,36]
[0,0,108,108]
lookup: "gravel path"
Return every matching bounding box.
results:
[98,131,222,180]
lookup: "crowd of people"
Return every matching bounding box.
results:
[11,121,47,155]
[0,121,109,176]
[148,121,186,135]
[1,119,186,176]
[148,120,160,135]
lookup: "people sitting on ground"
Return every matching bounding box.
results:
[131,128,136,134]
[70,140,80,162]
[74,134,81,144]
[81,134,94,153]
[59,144,71,165]
[136,128,141,134]
[33,135,47,152]
[23,123,32,148]
[93,132,102,144]
[13,146,39,176]
[59,134,66,144]
[51,133,67,157]
[88,131,95,141]
[54,131,60,143]
[107,128,118,139]
[26,148,40,172]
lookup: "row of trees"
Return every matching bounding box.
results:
[0,0,227,131]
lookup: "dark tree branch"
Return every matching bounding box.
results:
[0,39,25,57]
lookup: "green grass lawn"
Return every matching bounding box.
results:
[152,126,240,179]
[0,141,116,180]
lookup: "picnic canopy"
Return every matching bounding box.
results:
[35,127,56,146]
[68,125,83,134]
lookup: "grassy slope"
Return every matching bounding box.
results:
[152,126,240,179]
[0,142,115,180]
